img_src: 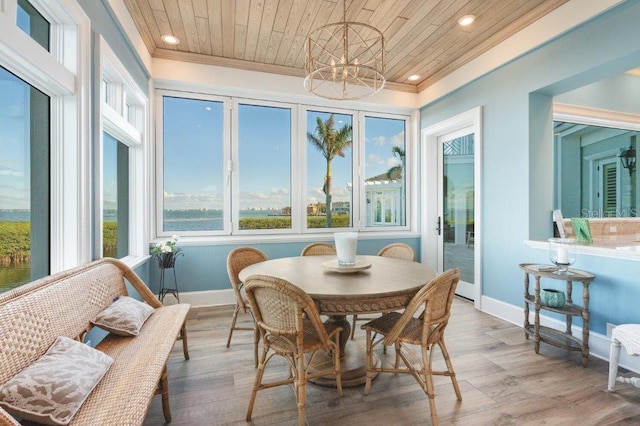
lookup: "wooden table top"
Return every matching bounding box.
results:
[239,255,436,315]
[519,263,595,283]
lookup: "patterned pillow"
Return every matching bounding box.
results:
[0,336,113,425]
[91,296,154,336]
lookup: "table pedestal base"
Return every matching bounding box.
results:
[308,344,380,388]
[306,314,380,388]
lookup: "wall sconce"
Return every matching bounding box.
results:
[619,144,636,176]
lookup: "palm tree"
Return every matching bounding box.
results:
[386,146,406,225]
[386,146,405,180]
[307,114,352,227]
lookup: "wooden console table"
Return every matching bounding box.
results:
[519,263,595,367]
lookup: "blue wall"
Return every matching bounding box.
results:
[148,238,420,296]
[421,1,640,334]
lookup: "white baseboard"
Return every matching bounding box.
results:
[160,289,235,307]
[480,295,640,374]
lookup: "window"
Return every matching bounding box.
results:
[99,36,147,261]
[0,0,90,291]
[16,0,50,51]
[236,102,292,232]
[0,66,50,292]
[161,96,226,234]
[363,116,407,227]
[156,91,412,237]
[102,132,129,258]
[306,110,353,229]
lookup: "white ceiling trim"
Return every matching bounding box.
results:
[417,0,624,108]
[108,0,152,72]
[152,57,419,111]
[554,103,640,132]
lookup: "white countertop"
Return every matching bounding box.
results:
[526,237,640,261]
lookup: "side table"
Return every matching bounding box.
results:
[157,252,183,303]
[519,263,595,367]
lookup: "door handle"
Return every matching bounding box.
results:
[436,216,442,235]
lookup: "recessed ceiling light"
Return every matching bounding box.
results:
[161,34,180,45]
[458,15,475,26]
[407,74,421,82]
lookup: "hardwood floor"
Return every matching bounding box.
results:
[144,298,640,425]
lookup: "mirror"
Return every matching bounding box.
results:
[554,122,639,218]
[554,70,640,218]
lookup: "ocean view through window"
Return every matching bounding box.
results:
[162,95,225,233]
[157,91,412,236]
[0,66,50,292]
[238,103,292,231]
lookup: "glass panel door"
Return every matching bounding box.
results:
[438,129,475,299]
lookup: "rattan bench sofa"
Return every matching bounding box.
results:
[0,258,190,425]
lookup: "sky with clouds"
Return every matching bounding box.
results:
[162,98,406,211]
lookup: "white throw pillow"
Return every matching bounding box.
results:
[0,336,113,425]
[91,296,155,336]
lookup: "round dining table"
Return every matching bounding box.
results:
[239,254,436,386]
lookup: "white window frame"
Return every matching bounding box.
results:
[154,89,416,240]
[0,0,90,272]
[97,35,148,264]
[359,111,411,231]
[301,105,360,233]
[232,98,300,235]
[155,90,232,237]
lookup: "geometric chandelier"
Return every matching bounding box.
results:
[304,0,385,100]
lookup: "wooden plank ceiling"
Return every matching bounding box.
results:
[123,0,569,93]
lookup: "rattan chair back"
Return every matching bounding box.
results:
[225,247,268,367]
[226,247,268,312]
[244,274,332,351]
[301,242,337,256]
[377,243,416,261]
[383,268,459,346]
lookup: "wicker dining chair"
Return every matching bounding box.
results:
[350,243,416,339]
[361,268,462,426]
[226,247,269,367]
[377,242,416,261]
[301,242,337,256]
[244,274,343,426]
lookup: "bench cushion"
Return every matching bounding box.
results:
[0,336,113,425]
[91,296,154,336]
